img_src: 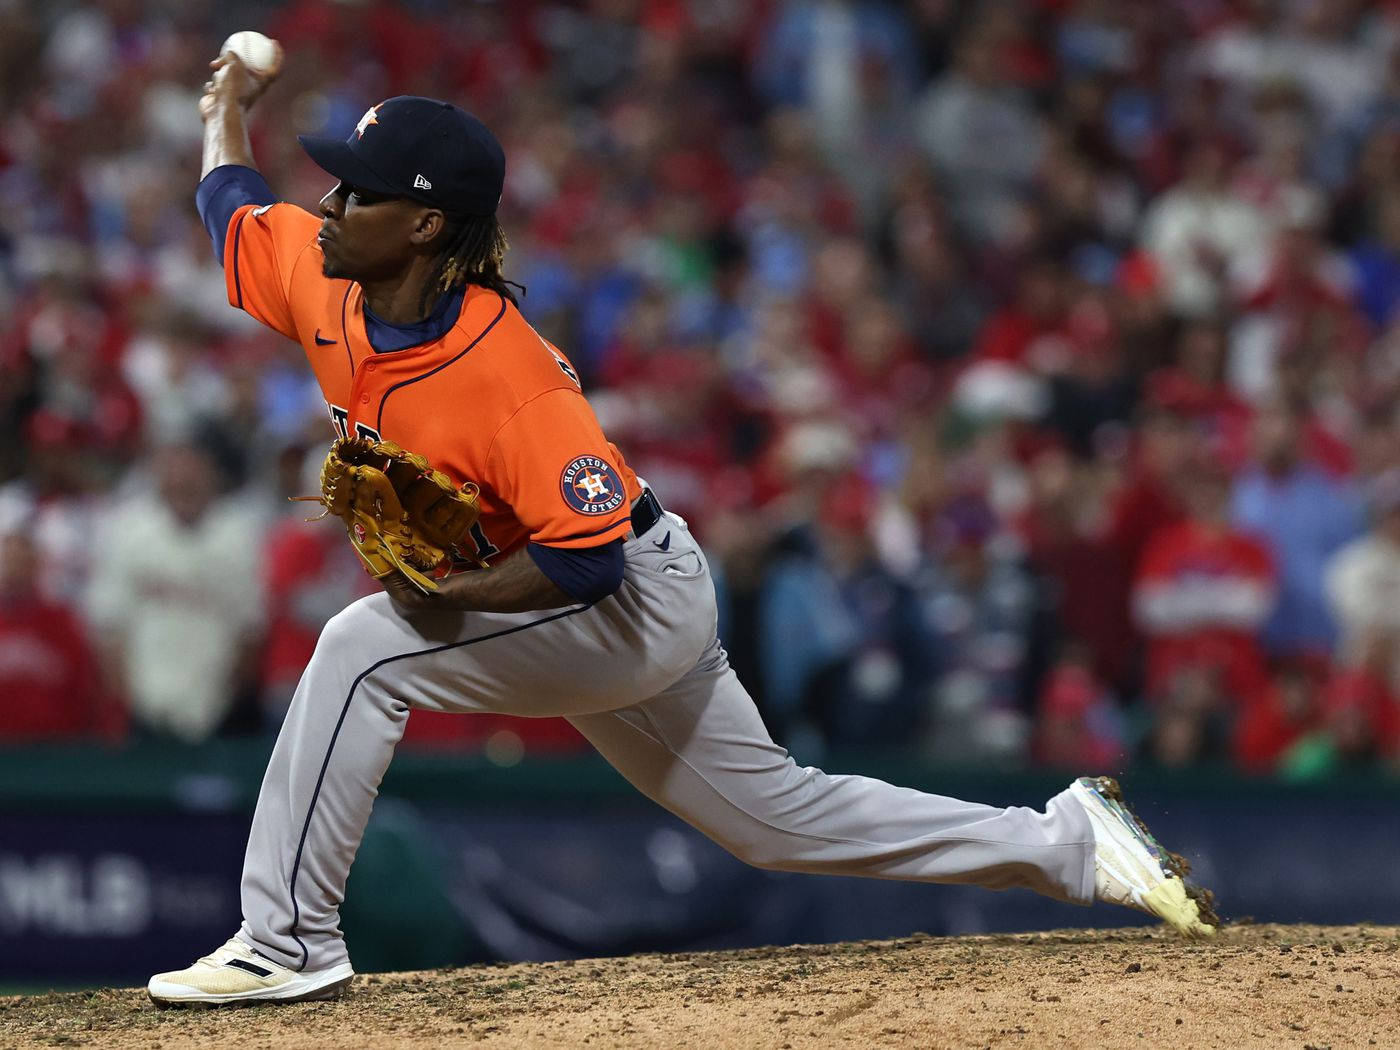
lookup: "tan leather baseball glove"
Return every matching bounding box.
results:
[296,436,484,594]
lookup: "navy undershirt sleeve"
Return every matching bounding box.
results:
[527,539,625,604]
[195,164,276,265]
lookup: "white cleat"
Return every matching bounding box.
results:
[1069,776,1217,938]
[147,937,354,1007]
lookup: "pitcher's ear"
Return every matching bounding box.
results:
[409,208,447,248]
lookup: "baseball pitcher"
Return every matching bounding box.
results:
[148,47,1215,1007]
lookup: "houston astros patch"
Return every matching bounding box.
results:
[561,455,626,515]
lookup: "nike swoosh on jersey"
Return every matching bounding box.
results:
[314,330,337,346]
[652,531,671,552]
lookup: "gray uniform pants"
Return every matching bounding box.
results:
[239,513,1094,972]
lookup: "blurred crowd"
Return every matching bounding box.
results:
[3,0,1400,780]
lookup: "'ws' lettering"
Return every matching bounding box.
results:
[325,403,380,442]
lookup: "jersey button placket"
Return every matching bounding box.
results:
[350,357,378,420]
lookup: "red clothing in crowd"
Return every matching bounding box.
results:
[1319,668,1400,759]
[260,518,376,701]
[1020,461,1185,691]
[0,593,115,739]
[268,0,446,96]
[1020,514,1137,689]
[1234,678,1318,773]
[1133,520,1276,706]
[1032,662,1125,770]
[1111,467,1186,570]
[971,308,1060,367]
[1142,369,1253,469]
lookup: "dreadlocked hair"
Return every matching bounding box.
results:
[419,213,525,316]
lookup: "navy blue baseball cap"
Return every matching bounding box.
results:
[298,96,505,217]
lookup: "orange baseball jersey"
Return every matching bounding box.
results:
[223,201,641,561]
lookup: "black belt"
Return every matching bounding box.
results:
[630,487,664,536]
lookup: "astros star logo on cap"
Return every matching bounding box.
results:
[355,104,381,139]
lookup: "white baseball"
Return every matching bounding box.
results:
[220,31,283,78]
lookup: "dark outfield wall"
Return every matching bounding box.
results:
[1,741,1396,984]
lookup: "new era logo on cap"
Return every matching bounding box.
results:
[414,174,432,190]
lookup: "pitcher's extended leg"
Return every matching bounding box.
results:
[570,641,1095,904]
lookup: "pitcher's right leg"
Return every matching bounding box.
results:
[235,595,424,976]
[235,592,626,976]
[235,577,708,979]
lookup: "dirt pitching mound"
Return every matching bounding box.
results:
[3,924,1398,1049]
